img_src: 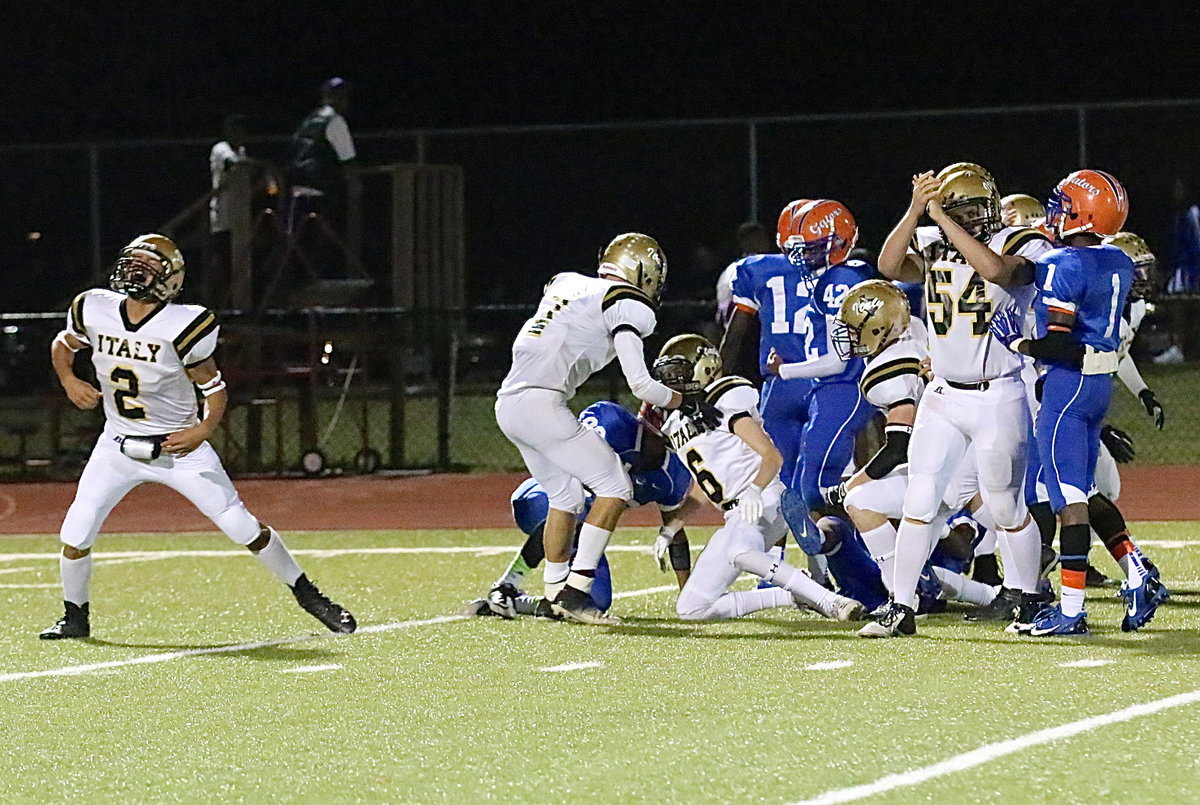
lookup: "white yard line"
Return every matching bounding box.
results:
[280,664,342,674]
[0,583,59,589]
[802,660,854,671]
[0,584,678,683]
[0,544,691,563]
[1058,659,1114,668]
[539,662,603,673]
[789,687,1200,805]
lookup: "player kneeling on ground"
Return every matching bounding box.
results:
[463,401,699,619]
[652,335,864,622]
[42,234,355,639]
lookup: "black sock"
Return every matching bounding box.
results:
[1029,502,1057,550]
[1087,494,1128,552]
[521,529,546,569]
[971,554,1002,586]
[1060,523,1092,573]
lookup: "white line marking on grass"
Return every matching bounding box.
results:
[0,583,59,589]
[539,662,603,673]
[0,566,39,575]
[789,687,1200,805]
[1058,659,1114,668]
[1134,540,1200,549]
[0,545,697,563]
[0,584,678,684]
[803,660,854,671]
[280,664,342,674]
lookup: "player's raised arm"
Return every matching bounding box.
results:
[878,171,939,282]
[718,307,759,380]
[927,176,1032,288]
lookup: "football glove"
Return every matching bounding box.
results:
[1139,389,1165,430]
[679,393,722,430]
[1100,424,1136,464]
[736,484,765,524]
[652,529,672,573]
[988,304,1025,351]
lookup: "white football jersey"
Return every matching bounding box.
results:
[498,273,658,399]
[660,376,763,510]
[909,225,1052,383]
[67,289,219,437]
[860,316,928,411]
[1117,298,1147,361]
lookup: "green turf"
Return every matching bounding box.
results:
[1,523,1198,804]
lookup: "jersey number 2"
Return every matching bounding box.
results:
[110,367,146,420]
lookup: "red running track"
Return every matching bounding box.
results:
[0,466,1197,535]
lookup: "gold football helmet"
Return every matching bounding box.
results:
[110,233,186,302]
[651,333,722,393]
[598,232,668,301]
[833,280,911,359]
[1103,231,1159,300]
[936,162,995,184]
[938,169,1002,240]
[1001,194,1046,227]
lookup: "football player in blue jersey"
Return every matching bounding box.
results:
[990,169,1164,635]
[761,200,877,555]
[464,400,698,618]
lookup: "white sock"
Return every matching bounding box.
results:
[734,551,834,610]
[1061,584,1086,617]
[61,553,93,606]
[254,529,303,585]
[544,560,570,598]
[996,519,1041,593]
[892,519,937,610]
[567,523,613,593]
[932,567,998,606]
[806,553,829,586]
[707,587,794,619]
[859,523,898,592]
[974,527,997,557]
[972,505,997,534]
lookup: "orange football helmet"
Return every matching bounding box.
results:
[1045,169,1129,239]
[776,199,858,275]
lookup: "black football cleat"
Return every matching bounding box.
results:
[291,574,357,633]
[1085,564,1120,588]
[550,585,620,625]
[964,586,1022,622]
[857,601,916,638]
[40,602,90,640]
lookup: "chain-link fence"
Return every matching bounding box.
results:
[1,296,1197,479]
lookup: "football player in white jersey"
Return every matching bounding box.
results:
[495,233,693,625]
[867,166,1051,636]
[41,234,355,639]
[819,282,1001,627]
[1001,194,1047,229]
[651,335,864,623]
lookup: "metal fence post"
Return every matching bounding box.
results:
[89,145,102,282]
[1077,106,1088,167]
[748,122,759,223]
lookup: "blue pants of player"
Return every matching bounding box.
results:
[1036,367,1114,513]
[759,376,812,489]
[513,489,612,611]
[789,382,875,509]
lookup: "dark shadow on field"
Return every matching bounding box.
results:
[602,616,867,641]
[933,629,1200,657]
[82,637,341,661]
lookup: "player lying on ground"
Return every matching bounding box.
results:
[42,234,354,639]
[988,170,1168,635]
[495,233,709,625]
[652,335,864,622]
[463,401,699,619]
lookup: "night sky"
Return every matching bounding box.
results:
[9,3,1199,140]
[4,3,1200,309]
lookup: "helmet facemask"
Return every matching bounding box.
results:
[110,250,175,302]
[650,355,702,395]
[943,198,999,242]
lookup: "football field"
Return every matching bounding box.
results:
[1,524,1198,804]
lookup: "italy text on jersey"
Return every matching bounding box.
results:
[68,290,219,437]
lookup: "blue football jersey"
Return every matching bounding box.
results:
[1033,245,1133,354]
[798,259,874,384]
[729,253,816,377]
[578,401,691,509]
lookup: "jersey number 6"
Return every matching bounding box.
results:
[685,448,725,504]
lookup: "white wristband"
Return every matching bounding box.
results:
[196,371,226,397]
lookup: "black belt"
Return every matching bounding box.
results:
[946,379,990,391]
[721,499,738,511]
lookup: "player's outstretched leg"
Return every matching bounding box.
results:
[245,525,357,634]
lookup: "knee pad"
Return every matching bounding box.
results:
[676,592,711,621]
[60,500,106,551]
[211,503,262,545]
[902,474,942,524]
[546,478,588,514]
[976,448,1024,527]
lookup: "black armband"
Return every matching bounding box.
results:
[668,535,692,571]
[863,424,912,480]
[1022,330,1084,368]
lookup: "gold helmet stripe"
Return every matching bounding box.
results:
[70,292,88,337]
[173,310,217,356]
[1000,227,1049,256]
[601,284,658,313]
[860,358,922,396]
[704,375,753,405]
